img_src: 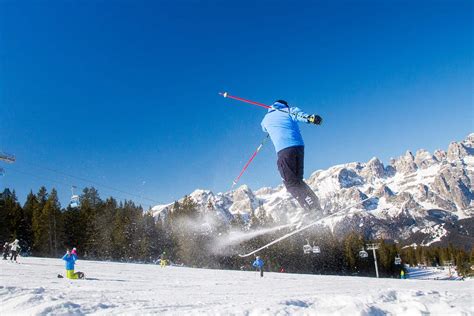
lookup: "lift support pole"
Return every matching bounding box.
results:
[367,243,380,278]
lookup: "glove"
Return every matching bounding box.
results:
[307,114,322,125]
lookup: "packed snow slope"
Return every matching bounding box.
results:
[1,257,473,315]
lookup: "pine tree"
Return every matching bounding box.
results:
[44,189,63,256]
[93,197,118,260]
[169,196,200,265]
[21,191,38,254]
[0,190,21,244]
[111,202,127,260]
[79,187,103,258]
[139,212,160,262]
[343,232,364,273]
[248,208,259,229]
[63,206,84,252]
[155,214,173,261]
[32,187,49,256]
[0,192,12,242]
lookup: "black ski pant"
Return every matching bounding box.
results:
[277,146,321,212]
[10,250,17,261]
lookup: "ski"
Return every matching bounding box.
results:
[57,272,85,279]
[238,194,377,257]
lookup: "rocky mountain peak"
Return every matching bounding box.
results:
[374,185,395,198]
[190,189,214,202]
[360,157,385,181]
[414,149,437,169]
[447,134,474,161]
[447,142,470,161]
[433,149,447,162]
[230,185,259,214]
[465,133,474,145]
[337,168,365,188]
[392,150,418,174]
[255,187,276,196]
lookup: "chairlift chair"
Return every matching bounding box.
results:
[70,195,80,208]
[303,240,312,254]
[359,249,368,258]
[303,244,312,254]
[312,245,321,254]
[0,168,4,176]
[0,152,15,163]
[394,255,402,265]
[70,186,80,208]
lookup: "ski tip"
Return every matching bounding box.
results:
[218,92,228,98]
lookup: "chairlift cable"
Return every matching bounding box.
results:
[7,167,154,209]
[19,160,162,205]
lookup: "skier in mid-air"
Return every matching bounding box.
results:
[261,100,323,214]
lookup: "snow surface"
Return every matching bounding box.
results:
[420,224,448,246]
[406,266,462,281]
[1,257,473,315]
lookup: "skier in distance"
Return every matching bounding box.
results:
[61,249,84,279]
[252,256,264,277]
[9,239,20,262]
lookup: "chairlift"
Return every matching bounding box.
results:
[303,240,312,254]
[70,186,80,208]
[394,255,402,265]
[312,245,321,254]
[0,152,15,163]
[0,168,4,176]
[359,248,368,258]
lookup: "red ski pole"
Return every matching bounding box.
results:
[219,92,271,109]
[232,134,270,189]
[219,91,310,121]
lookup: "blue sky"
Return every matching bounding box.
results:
[1,0,472,208]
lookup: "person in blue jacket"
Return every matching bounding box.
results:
[261,100,323,213]
[61,249,84,279]
[252,256,264,277]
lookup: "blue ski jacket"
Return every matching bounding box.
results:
[62,253,77,270]
[252,258,264,268]
[261,102,309,153]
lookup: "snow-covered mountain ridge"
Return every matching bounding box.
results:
[152,134,474,247]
